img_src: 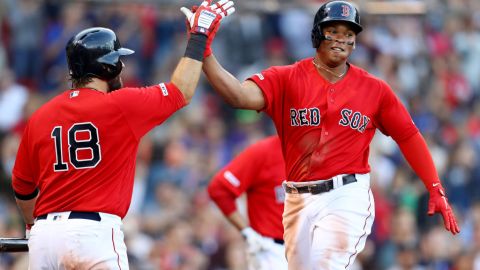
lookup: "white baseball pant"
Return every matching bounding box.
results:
[282,173,375,270]
[247,238,288,270]
[28,211,128,269]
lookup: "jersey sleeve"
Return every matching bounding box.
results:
[12,124,37,195]
[207,141,266,215]
[110,83,186,140]
[376,82,418,142]
[247,66,286,116]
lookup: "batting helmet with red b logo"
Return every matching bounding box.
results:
[311,1,363,48]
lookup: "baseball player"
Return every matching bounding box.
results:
[11,1,235,269]
[207,136,287,270]
[194,1,461,269]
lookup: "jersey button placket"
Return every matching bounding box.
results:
[329,88,335,104]
[324,88,335,136]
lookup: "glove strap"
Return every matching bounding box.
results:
[429,183,446,198]
[184,34,207,61]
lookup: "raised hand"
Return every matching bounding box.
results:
[181,0,235,57]
[427,182,460,235]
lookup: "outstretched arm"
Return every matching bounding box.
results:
[203,55,265,110]
[397,132,460,235]
[225,211,249,230]
[173,0,235,103]
[207,176,268,256]
[180,2,263,110]
[170,57,203,104]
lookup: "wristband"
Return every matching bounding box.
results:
[184,34,207,61]
[428,182,443,192]
[26,223,33,230]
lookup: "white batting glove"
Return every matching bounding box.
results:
[181,0,235,58]
[181,0,236,27]
[241,227,267,254]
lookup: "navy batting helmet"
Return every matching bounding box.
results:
[66,27,134,81]
[311,1,363,48]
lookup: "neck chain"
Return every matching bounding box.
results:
[312,58,347,79]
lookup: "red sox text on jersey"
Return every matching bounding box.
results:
[249,58,417,181]
[290,107,370,133]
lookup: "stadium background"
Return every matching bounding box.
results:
[1,0,480,269]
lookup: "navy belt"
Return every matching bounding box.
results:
[284,174,357,195]
[36,211,101,221]
[274,238,284,245]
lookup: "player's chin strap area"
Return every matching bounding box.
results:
[283,174,357,195]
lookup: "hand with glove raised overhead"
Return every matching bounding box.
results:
[181,0,235,60]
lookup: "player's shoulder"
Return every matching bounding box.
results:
[106,86,150,104]
[108,86,143,96]
[29,91,68,119]
[349,64,391,90]
[108,85,167,99]
[249,136,282,155]
[266,58,310,73]
[261,135,281,148]
[293,58,314,71]
[253,136,284,166]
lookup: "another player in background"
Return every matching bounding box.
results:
[190,0,460,269]
[207,136,287,270]
[11,1,235,269]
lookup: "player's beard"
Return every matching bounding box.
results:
[107,76,123,92]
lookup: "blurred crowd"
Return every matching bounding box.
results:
[1,0,480,269]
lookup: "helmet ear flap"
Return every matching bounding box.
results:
[311,24,322,48]
[103,61,123,80]
[71,62,84,78]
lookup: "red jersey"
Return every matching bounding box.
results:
[12,83,186,218]
[207,136,285,239]
[249,58,418,182]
